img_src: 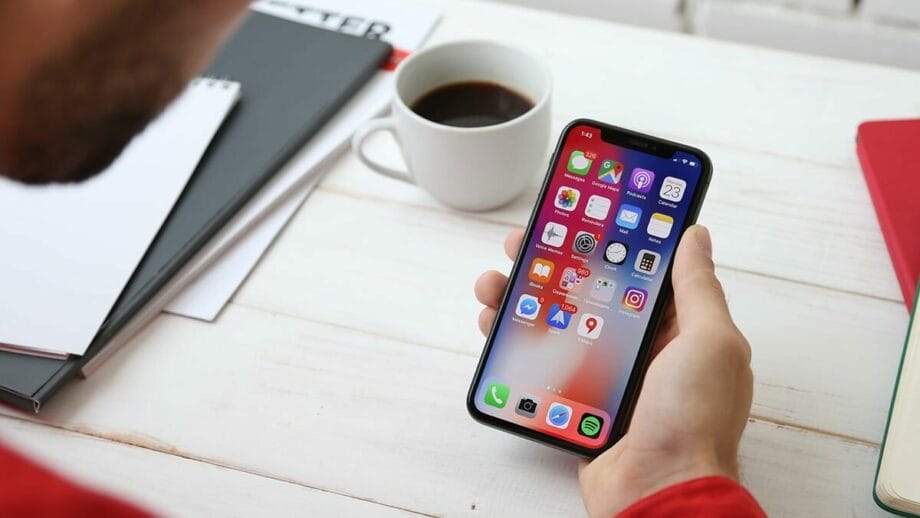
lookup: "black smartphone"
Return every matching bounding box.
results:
[467,119,712,457]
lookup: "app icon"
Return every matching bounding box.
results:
[660,176,687,202]
[572,231,597,255]
[647,213,674,239]
[516,396,541,418]
[590,278,617,303]
[622,287,649,312]
[577,313,604,339]
[546,402,573,429]
[515,294,542,320]
[634,249,662,275]
[554,186,581,211]
[567,150,593,175]
[629,168,656,193]
[578,413,604,438]
[559,267,586,291]
[584,195,611,220]
[615,204,643,230]
[541,222,568,247]
[604,241,629,265]
[484,382,510,408]
[598,159,624,184]
[529,258,555,284]
[546,304,573,329]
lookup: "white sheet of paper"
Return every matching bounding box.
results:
[163,0,440,322]
[0,80,240,356]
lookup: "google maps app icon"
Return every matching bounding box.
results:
[598,159,624,185]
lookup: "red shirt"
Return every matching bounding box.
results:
[618,475,766,517]
[0,443,764,516]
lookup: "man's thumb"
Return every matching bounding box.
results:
[670,225,731,331]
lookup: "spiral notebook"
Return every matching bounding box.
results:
[0,79,240,357]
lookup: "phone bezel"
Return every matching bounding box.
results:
[466,118,713,458]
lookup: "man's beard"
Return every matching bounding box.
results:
[3,1,188,185]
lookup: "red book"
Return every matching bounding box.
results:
[857,119,920,310]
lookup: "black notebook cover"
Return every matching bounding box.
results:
[0,12,390,411]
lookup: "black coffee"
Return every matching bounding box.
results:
[410,81,534,128]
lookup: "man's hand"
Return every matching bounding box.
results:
[474,225,753,517]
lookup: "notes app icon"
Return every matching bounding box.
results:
[647,213,674,239]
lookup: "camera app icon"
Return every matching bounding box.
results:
[515,395,541,418]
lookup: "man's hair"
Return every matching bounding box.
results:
[6,1,190,184]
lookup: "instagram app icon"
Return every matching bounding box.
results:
[622,287,648,312]
[629,168,655,193]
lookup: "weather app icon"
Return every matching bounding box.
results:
[546,304,572,329]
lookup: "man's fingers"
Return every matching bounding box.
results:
[474,270,509,308]
[671,225,732,331]
[504,229,525,261]
[478,307,497,336]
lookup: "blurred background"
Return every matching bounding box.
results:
[484,0,920,70]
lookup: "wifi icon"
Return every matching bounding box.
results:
[578,414,604,438]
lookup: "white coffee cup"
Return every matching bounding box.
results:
[352,40,552,211]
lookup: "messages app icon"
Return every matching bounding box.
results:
[567,151,593,175]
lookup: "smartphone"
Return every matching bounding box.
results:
[467,119,712,457]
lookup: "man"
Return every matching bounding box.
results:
[0,1,250,184]
[0,2,763,516]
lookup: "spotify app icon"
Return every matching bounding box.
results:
[578,413,604,438]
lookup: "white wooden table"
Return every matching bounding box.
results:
[2,1,919,516]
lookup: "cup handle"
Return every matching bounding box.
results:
[351,118,414,184]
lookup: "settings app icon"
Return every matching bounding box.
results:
[572,231,597,255]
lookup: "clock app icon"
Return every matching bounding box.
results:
[604,241,629,265]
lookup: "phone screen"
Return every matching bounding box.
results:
[471,122,707,451]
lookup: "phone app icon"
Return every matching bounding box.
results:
[615,204,643,230]
[515,294,542,320]
[629,168,656,193]
[554,186,581,211]
[546,402,573,429]
[660,176,687,202]
[584,195,611,220]
[634,249,662,275]
[567,150,593,175]
[529,258,555,284]
[622,287,649,312]
[559,267,586,292]
[604,241,629,265]
[578,413,604,438]
[516,395,541,418]
[590,278,617,303]
[541,222,568,248]
[577,313,604,339]
[647,213,674,239]
[598,159,624,184]
[572,231,597,255]
[484,382,510,408]
[546,303,573,329]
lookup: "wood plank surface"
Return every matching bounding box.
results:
[0,415,419,517]
[1,305,892,516]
